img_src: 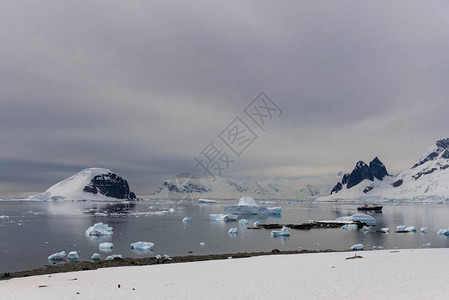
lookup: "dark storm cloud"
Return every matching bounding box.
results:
[1,0,449,196]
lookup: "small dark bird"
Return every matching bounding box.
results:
[118,284,121,288]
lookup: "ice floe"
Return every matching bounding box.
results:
[94,212,108,217]
[271,226,290,237]
[228,227,238,234]
[0,215,9,219]
[239,219,249,225]
[183,217,192,223]
[253,221,260,227]
[106,254,122,260]
[380,227,389,233]
[91,253,101,260]
[200,242,205,246]
[397,226,416,233]
[210,214,238,222]
[67,251,79,261]
[48,251,66,260]
[99,242,114,251]
[130,241,154,251]
[85,222,113,236]
[437,229,449,236]
[341,224,358,231]
[351,244,364,251]
[198,199,218,204]
[420,227,428,233]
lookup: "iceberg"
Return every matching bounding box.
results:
[106,254,122,260]
[48,251,66,260]
[209,214,238,222]
[156,255,162,259]
[99,242,114,251]
[351,244,365,251]
[0,215,9,219]
[420,227,428,233]
[67,251,79,261]
[336,214,376,226]
[380,227,389,233]
[228,227,238,234]
[130,241,154,251]
[198,199,218,204]
[183,217,192,223]
[85,222,113,236]
[239,219,249,225]
[223,197,281,215]
[91,253,101,261]
[437,229,449,236]
[253,221,260,227]
[362,226,370,232]
[200,242,206,246]
[94,212,108,217]
[397,226,416,233]
[341,224,358,231]
[271,226,290,237]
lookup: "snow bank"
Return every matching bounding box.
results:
[85,223,113,236]
[5,249,449,300]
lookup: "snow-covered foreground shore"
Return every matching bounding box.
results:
[2,249,449,300]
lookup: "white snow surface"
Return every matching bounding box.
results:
[4,249,449,300]
[29,168,129,201]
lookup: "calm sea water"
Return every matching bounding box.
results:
[1,200,449,273]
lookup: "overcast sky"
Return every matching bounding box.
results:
[1,0,449,196]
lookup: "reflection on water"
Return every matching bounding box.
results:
[1,201,449,273]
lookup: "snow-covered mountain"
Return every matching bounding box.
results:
[30,168,136,201]
[317,139,449,203]
[150,174,340,200]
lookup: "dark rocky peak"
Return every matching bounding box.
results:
[83,172,136,200]
[346,161,374,189]
[369,157,389,180]
[414,138,449,168]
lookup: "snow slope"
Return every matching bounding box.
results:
[317,139,449,203]
[29,168,132,201]
[2,249,449,300]
[151,174,340,200]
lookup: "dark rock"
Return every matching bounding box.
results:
[83,173,136,200]
[363,186,374,193]
[392,179,403,187]
[442,150,449,159]
[341,173,350,185]
[413,138,449,168]
[369,157,389,180]
[346,161,374,189]
[330,182,343,194]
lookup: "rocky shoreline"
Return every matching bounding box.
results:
[1,249,345,281]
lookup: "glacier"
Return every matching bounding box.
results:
[223,197,281,215]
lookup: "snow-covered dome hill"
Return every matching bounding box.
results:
[30,168,136,201]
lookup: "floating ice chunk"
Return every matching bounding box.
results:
[210,214,221,221]
[164,254,172,260]
[307,220,314,224]
[336,214,376,226]
[67,251,79,261]
[169,208,175,213]
[271,226,290,237]
[200,242,205,246]
[0,215,9,219]
[351,244,364,251]
[420,227,428,233]
[85,222,113,236]
[227,256,233,259]
[342,224,358,231]
[210,214,238,222]
[224,197,281,216]
[94,212,108,217]
[48,251,66,260]
[105,254,122,260]
[253,221,260,227]
[397,226,416,232]
[130,241,154,251]
[314,243,320,246]
[198,199,218,204]
[438,229,449,236]
[156,255,162,259]
[99,242,114,250]
[362,226,370,232]
[239,219,249,225]
[91,253,101,260]
[380,228,389,233]
[238,196,258,206]
[228,227,238,234]
[183,217,192,223]
[423,243,431,248]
